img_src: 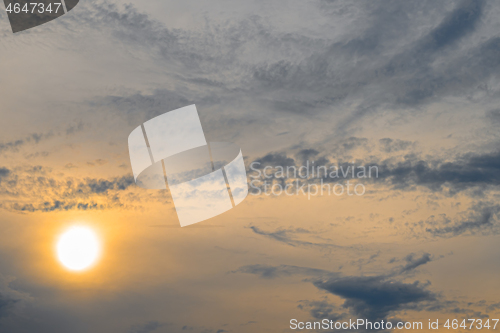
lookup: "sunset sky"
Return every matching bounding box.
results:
[1,0,500,332]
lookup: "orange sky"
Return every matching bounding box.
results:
[1,0,500,332]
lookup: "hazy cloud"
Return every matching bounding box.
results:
[129,321,164,333]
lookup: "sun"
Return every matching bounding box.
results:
[57,226,101,271]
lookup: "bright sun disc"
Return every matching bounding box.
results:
[57,226,100,271]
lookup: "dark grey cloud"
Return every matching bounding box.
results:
[427,0,483,47]
[79,175,135,194]
[368,150,500,192]
[248,143,500,198]
[246,146,372,183]
[314,276,435,321]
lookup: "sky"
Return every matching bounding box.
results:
[1,0,500,332]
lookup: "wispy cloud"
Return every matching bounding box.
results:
[425,203,500,237]
[0,122,85,155]
[233,264,334,279]
[249,226,343,249]
[400,253,433,273]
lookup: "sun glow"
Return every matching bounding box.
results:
[57,226,101,271]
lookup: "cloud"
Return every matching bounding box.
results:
[377,151,500,192]
[65,121,84,135]
[81,176,135,194]
[250,0,487,119]
[9,201,108,213]
[251,153,296,169]
[400,253,433,273]
[74,0,494,140]
[129,321,164,333]
[314,276,435,321]
[86,159,108,167]
[486,109,500,123]
[237,254,438,322]
[0,122,85,155]
[233,264,333,279]
[249,226,342,249]
[0,166,151,212]
[425,204,500,237]
[427,0,483,47]
[247,144,500,194]
[1,0,500,332]
[379,138,414,153]
[0,275,32,319]
[0,295,18,319]
[298,300,344,320]
[0,168,10,179]
[0,139,25,154]
[96,90,193,126]
[245,143,500,230]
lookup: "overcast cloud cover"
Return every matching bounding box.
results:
[2,0,500,332]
